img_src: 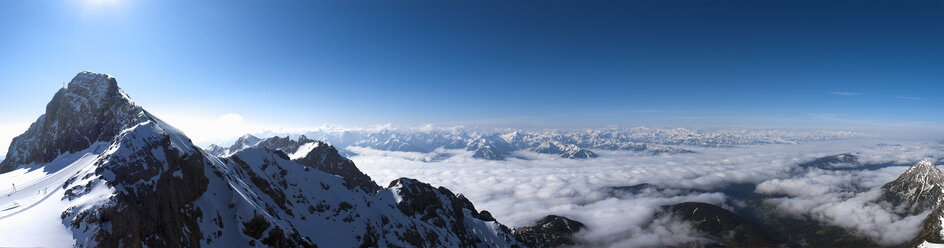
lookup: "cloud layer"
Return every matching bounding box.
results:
[350,138,943,246]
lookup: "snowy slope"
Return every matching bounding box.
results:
[0,143,108,246]
[197,148,520,247]
[0,71,524,247]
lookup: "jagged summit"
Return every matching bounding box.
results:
[67,71,126,100]
[237,135,382,192]
[877,159,944,215]
[0,72,524,247]
[0,71,143,173]
[902,159,940,178]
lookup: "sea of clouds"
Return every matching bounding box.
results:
[349,138,943,247]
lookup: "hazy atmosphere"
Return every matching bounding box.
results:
[1,0,942,150]
[0,0,942,247]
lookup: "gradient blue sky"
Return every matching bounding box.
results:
[0,0,942,146]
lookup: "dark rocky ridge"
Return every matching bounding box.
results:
[2,71,528,247]
[876,159,944,216]
[293,140,381,193]
[513,215,585,247]
[912,204,944,246]
[68,131,212,247]
[389,178,521,247]
[3,71,224,246]
[248,135,382,193]
[798,153,859,169]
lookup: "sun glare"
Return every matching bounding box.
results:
[85,0,120,5]
[78,0,125,17]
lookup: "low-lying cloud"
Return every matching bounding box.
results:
[348,138,943,246]
[756,166,930,245]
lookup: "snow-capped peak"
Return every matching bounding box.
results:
[0,71,145,173]
[878,159,944,215]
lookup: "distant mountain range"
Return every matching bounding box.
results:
[207,127,866,160]
[0,71,928,248]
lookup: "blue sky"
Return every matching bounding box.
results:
[0,0,942,146]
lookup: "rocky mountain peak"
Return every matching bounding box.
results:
[0,71,526,247]
[877,159,944,215]
[66,71,125,102]
[1,71,144,173]
[903,159,940,178]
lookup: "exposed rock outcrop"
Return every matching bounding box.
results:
[876,159,944,215]
[514,215,585,247]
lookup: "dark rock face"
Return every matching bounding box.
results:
[5,71,527,247]
[389,178,521,247]
[514,215,585,247]
[1,71,141,173]
[660,202,781,248]
[0,72,218,247]
[250,135,381,193]
[294,141,381,193]
[800,153,859,168]
[912,204,944,246]
[70,134,209,248]
[876,159,944,215]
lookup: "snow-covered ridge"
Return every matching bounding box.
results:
[0,71,533,247]
[878,159,944,216]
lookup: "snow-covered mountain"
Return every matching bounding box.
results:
[204,134,262,157]
[883,159,944,247]
[222,127,866,161]
[529,141,597,159]
[0,71,524,247]
[876,159,944,216]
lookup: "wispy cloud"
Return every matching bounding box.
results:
[896,96,926,101]
[829,92,862,96]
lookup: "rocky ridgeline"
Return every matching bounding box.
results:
[1,71,142,173]
[876,159,944,216]
[0,71,532,247]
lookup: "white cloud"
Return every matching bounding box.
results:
[830,92,863,96]
[155,113,269,146]
[217,113,244,122]
[757,167,929,245]
[349,138,943,246]
[897,96,926,101]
